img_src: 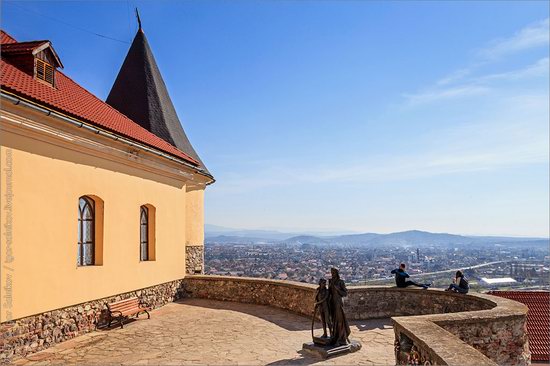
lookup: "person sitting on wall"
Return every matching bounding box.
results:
[445,270,469,294]
[391,263,431,289]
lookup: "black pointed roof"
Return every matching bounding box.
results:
[106,29,210,176]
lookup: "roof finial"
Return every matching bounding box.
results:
[135,8,142,31]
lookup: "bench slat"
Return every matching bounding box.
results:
[121,309,144,316]
[108,297,140,307]
[110,302,141,311]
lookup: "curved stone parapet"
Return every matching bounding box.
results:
[183,275,530,366]
[390,290,530,366]
[183,275,317,317]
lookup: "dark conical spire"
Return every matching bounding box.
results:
[106,28,210,176]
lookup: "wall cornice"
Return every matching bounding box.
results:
[1,104,207,186]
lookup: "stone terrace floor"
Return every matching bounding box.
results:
[14,299,395,365]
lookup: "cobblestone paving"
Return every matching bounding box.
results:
[15,299,395,365]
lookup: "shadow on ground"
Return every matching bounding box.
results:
[352,318,393,331]
[178,298,394,334]
[265,350,323,366]
[176,298,312,331]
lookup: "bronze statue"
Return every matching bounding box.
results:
[328,267,351,346]
[313,278,332,340]
[304,269,361,357]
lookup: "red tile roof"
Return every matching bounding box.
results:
[488,291,549,362]
[0,30,16,44]
[0,30,199,166]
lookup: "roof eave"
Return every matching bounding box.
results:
[1,89,214,183]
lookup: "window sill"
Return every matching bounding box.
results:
[77,264,103,267]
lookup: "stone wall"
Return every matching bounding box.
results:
[183,276,495,320]
[185,245,204,274]
[184,275,530,366]
[0,279,187,362]
[345,286,493,319]
[183,275,316,316]
[422,297,531,366]
[393,318,498,366]
[437,317,529,365]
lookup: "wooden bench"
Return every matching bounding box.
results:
[106,297,150,329]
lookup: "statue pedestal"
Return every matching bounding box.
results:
[302,340,362,359]
[312,336,331,346]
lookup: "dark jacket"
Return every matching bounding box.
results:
[391,268,409,287]
[457,276,469,291]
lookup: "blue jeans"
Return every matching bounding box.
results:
[398,281,428,288]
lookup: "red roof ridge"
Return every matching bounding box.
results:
[0,30,17,44]
[3,39,49,45]
[1,41,50,53]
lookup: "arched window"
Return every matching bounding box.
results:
[78,196,95,266]
[140,206,149,261]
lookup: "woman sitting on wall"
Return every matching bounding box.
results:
[445,270,469,294]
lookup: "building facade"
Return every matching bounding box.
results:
[0,26,213,356]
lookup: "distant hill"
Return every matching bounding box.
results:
[205,224,358,241]
[205,226,549,247]
[325,232,382,245]
[204,235,277,244]
[348,230,473,246]
[205,224,295,240]
[278,230,475,246]
[280,235,331,245]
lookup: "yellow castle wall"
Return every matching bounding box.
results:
[0,105,207,322]
[185,186,205,246]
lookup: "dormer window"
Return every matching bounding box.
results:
[35,58,55,86]
[1,39,63,88]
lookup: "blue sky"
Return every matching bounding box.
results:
[3,1,548,236]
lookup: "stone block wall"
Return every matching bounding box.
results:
[345,286,493,319]
[183,276,495,320]
[185,245,204,274]
[0,279,187,362]
[433,313,530,365]
[393,318,498,366]
[183,275,316,317]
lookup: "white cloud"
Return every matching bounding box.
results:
[436,69,471,86]
[403,85,489,105]
[481,57,549,81]
[407,18,549,105]
[404,57,548,105]
[479,18,549,60]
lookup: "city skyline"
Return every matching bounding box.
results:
[3,1,548,236]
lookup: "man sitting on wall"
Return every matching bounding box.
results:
[391,263,431,289]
